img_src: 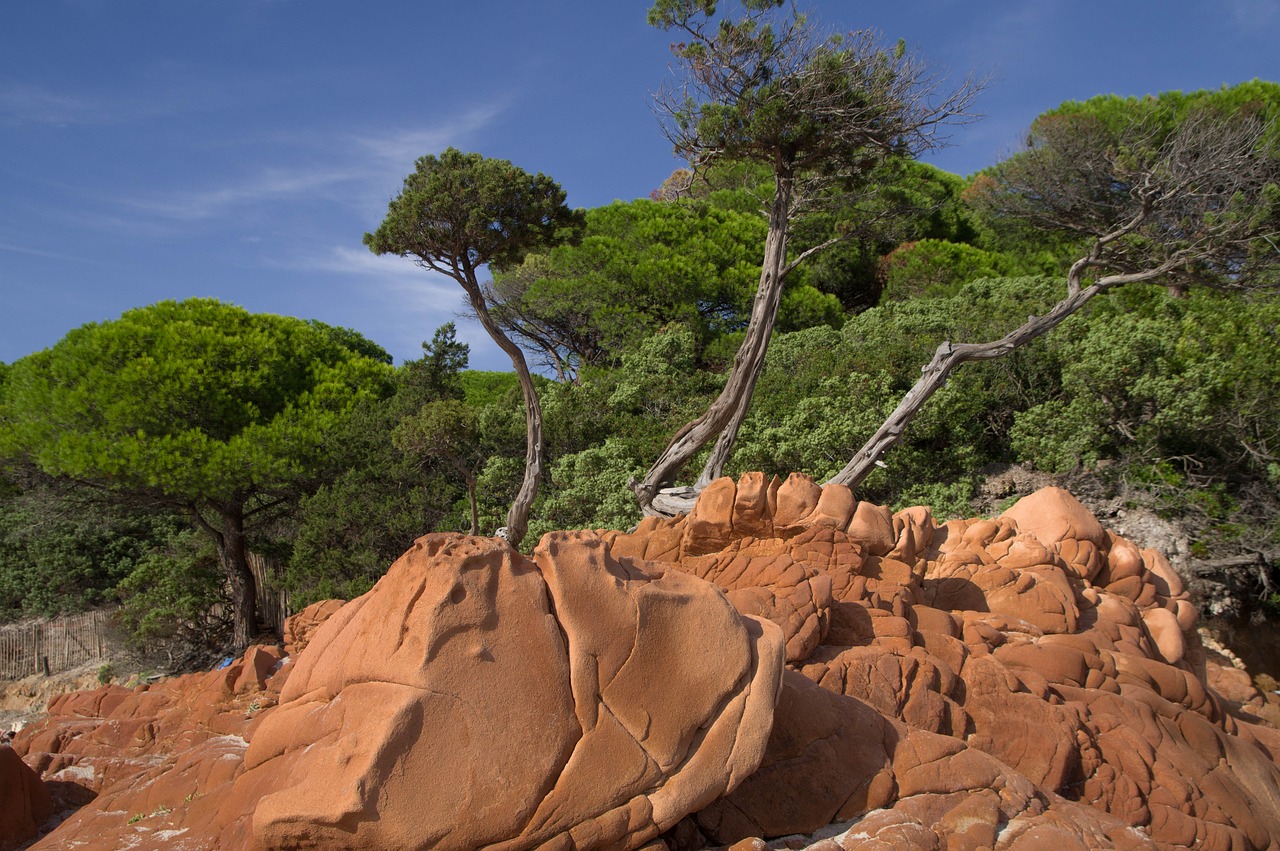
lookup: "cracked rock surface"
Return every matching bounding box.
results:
[6,475,1280,850]
[607,475,1280,850]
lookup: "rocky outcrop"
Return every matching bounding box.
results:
[243,533,783,850]
[10,531,783,849]
[605,475,1280,849]
[6,475,1280,850]
[0,744,52,850]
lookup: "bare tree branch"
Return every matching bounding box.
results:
[829,102,1280,491]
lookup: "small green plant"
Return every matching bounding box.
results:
[96,663,114,685]
[995,494,1022,515]
[126,804,171,825]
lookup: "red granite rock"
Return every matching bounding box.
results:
[0,745,52,850]
[280,598,345,657]
[13,475,1280,851]
[604,477,1280,849]
[243,532,785,850]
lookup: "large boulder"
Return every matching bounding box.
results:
[12,475,1280,851]
[19,532,784,850]
[0,745,53,849]
[605,476,1280,850]
[243,532,784,849]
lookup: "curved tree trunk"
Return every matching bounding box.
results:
[826,284,1107,491]
[695,341,767,488]
[825,239,1193,491]
[462,275,544,547]
[633,174,794,510]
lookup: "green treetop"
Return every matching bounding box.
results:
[365,148,584,546]
[0,299,393,650]
[634,0,983,512]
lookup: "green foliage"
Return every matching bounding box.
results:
[650,2,954,176]
[115,529,229,650]
[1047,80,1280,140]
[366,149,583,546]
[793,160,984,309]
[778,285,844,332]
[287,471,450,606]
[488,198,769,372]
[309,320,395,365]
[968,81,1280,292]
[364,148,585,274]
[529,329,723,534]
[729,277,1074,507]
[1008,400,1106,474]
[892,479,977,521]
[286,338,479,605]
[528,440,647,541]
[879,239,1016,302]
[0,479,187,619]
[540,327,722,462]
[394,400,479,466]
[1011,287,1280,479]
[841,276,1067,376]
[1,299,393,506]
[0,298,396,646]
[398,322,468,402]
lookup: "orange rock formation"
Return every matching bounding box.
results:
[4,476,1280,850]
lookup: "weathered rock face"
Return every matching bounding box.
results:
[12,531,783,850]
[605,476,1280,849]
[7,475,1280,850]
[245,532,783,850]
[0,744,52,850]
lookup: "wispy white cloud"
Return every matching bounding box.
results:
[278,245,506,368]
[1225,0,1280,32]
[0,82,121,126]
[312,245,448,281]
[0,63,319,128]
[110,100,510,225]
[0,239,82,262]
[119,165,362,221]
[277,245,461,308]
[353,102,509,166]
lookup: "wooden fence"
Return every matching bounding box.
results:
[0,608,116,681]
[0,554,291,681]
[248,552,292,637]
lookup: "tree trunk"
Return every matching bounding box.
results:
[465,472,479,536]
[463,274,544,547]
[823,235,1197,493]
[204,505,257,654]
[695,345,765,488]
[826,284,1105,491]
[634,173,794,509]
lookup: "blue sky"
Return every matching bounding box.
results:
[2,1,1278,371]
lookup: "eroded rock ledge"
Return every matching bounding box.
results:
[5,475,1280,850]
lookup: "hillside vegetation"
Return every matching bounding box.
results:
[2,80,1278,659]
